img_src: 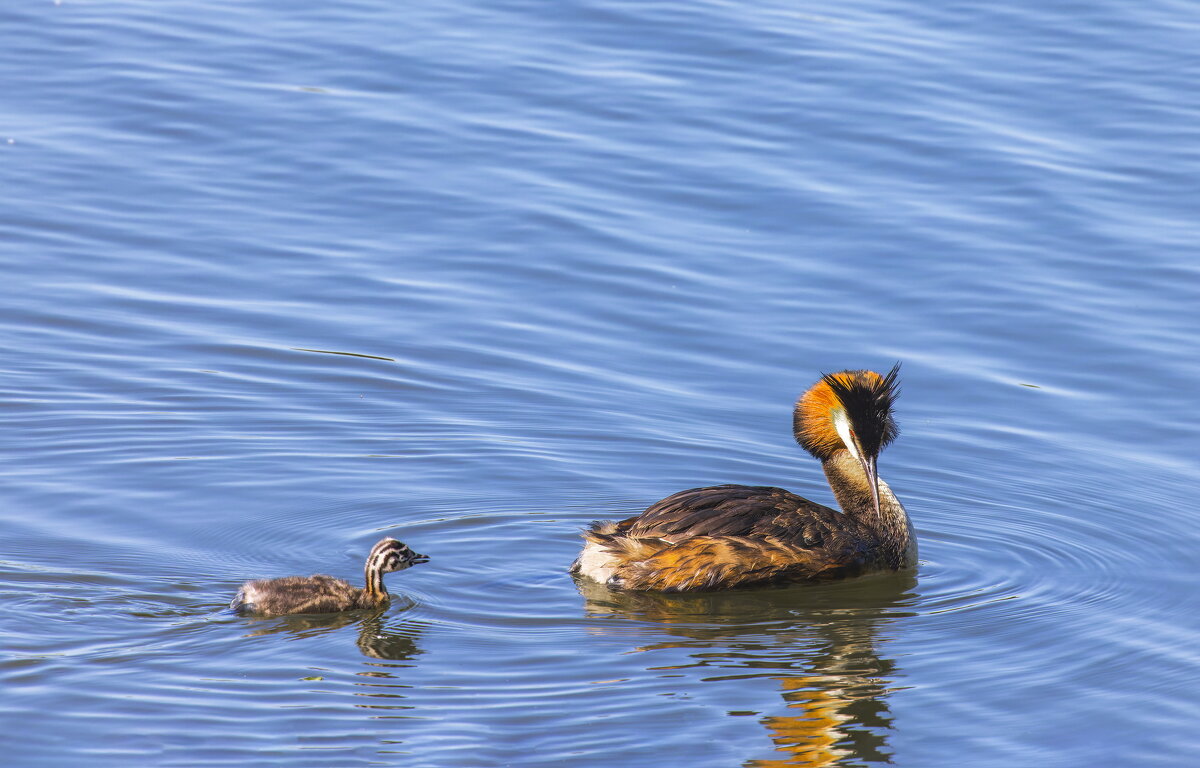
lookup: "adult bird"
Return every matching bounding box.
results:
[571,365,914,591]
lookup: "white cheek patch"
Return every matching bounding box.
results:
[832,409,861,462]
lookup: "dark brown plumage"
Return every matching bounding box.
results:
[232,537,428,616]
[571,365,914,591]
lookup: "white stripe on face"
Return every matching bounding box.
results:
[832,409,861,462]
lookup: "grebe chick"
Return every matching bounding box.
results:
[571,365,914,592]
[232,538,428,616]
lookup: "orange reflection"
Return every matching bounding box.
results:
[576,572,915,766]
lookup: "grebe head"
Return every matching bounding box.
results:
[367,538,429,574]
[794,364,901,517]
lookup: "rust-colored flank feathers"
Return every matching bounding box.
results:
[231,538,428,616]
[572,365,914,592]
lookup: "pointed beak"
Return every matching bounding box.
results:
[861,455,882,522]
[410,553,430,565]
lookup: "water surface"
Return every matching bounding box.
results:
[3,0,1199,765]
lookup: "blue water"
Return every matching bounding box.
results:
[3,0,1199,765]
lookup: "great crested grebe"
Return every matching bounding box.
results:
[571,365,914,591]
[231,538,428,616]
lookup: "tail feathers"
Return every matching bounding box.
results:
[583,524,671,559]
[570,520,613,574]
[230,585,253,613]
[572,520,674,583]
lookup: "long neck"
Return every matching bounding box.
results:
[361,562,389,605]
[821,449,916,568]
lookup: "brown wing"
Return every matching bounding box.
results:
[618,484,850,549]
[582,485,877,591]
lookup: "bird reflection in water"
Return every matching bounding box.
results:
[575,573,916,767]
[235,603,427,723]
[237,601,423,661]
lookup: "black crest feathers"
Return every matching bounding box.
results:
[822,363,901,458]
[795,363,901,460]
